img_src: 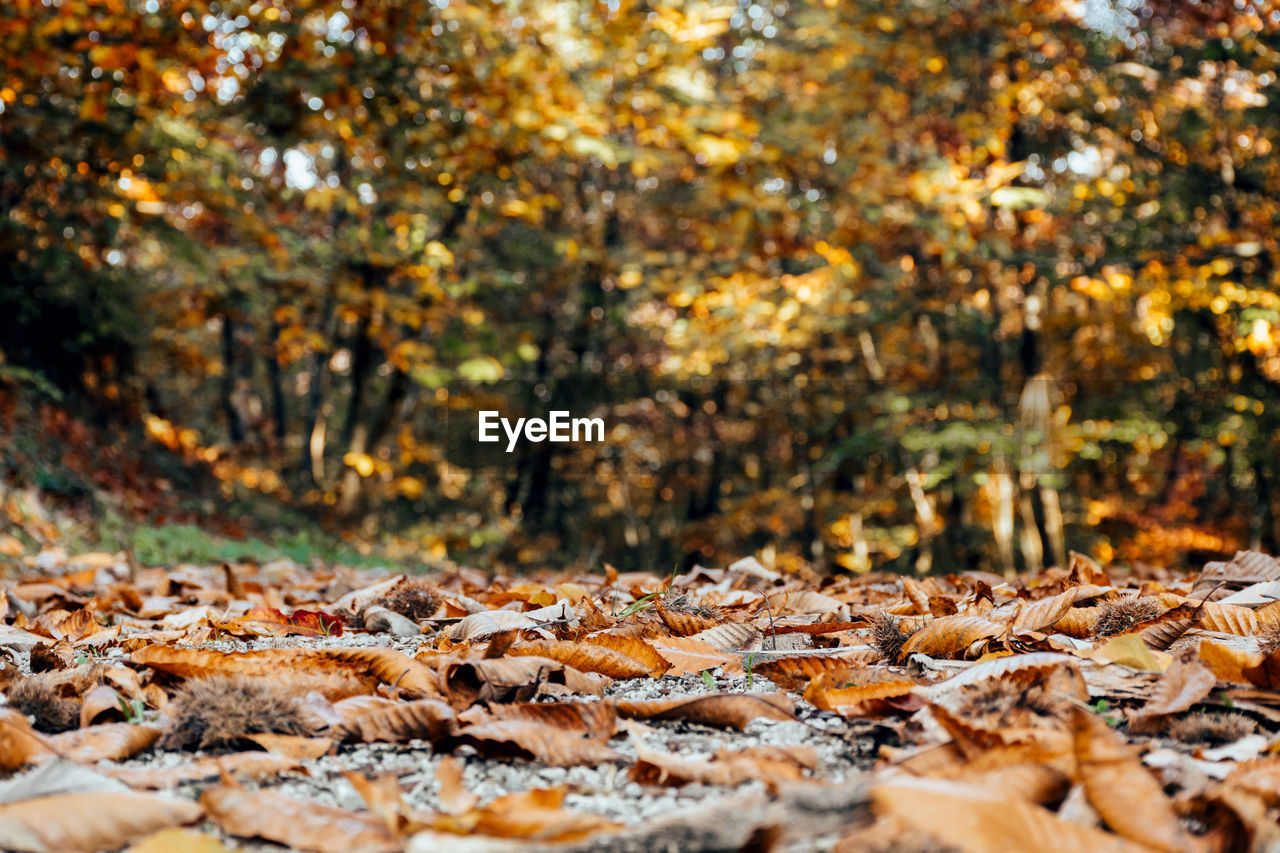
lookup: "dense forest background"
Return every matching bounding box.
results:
[2,0,1279,575]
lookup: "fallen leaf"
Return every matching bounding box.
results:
[506,640,652,679]
[1072,708,1196,852]
[648,636,740,676]
[335,698,457,743]
[899,615,1006,661]
[0,792,202,852]
[873,776,1152,853]
[102,752,300,788]
[1127,656,1217,732]
[201,783,400,853]
[614,692,793,729]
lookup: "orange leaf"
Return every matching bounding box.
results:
[0,792,201,851]
[506,641,653,679]
[1072,709,1196,853]
[614,692,793,729]
[648,636,740,676]
[201,784,400,853]
[582,634,670,676]
[900,615,1005,660]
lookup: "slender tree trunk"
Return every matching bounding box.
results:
[220,312,244,443]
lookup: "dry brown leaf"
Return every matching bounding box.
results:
[944,761,1072,806]
[899,615,1006,661]
[1127,656,1217,733]
[753,652,876,691]
[201,783,400,853]
[429,786,623,843]
[581,633,670,676]
[1226,756,1280,807]
[506,640,652,679]
[458,700,617,738]
[101,752,300,788]
[1241,649,1280,688]
[874,776,1152,853]
[0,708,51,771]
[1198,639,1256,684]
[648,636,740,676]
[125,827,236,853]
[1052,606,1100,638]
[443,610,538,642]
[435,755,478,815]
[651,603,719,637]
[335,698,456,743]
[44,723,161,763]
[443,656,607,706]
[689,622,760,651]
[803,672,919,717]
[1072,708,1196,853]
[130,645,439,697]
[242,733,333,759]
[629,733,816,791]
[614,692,793,729]
[0,792,202,853]
[78,684,125,728]
[1008,585,1109,633]
[443,719,624,766]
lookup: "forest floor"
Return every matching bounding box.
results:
[3,540,1280,852]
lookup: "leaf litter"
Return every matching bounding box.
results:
[4,549,1280,849]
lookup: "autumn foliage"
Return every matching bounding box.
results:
[0,0,1278,575]
[0,547,1279,849]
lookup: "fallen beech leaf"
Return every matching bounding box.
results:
[753,653,875,691]
[874,776,1151,853]
[44,723,161,763]
[0,709,52,770]
[1008,586,1110,633]
[689,622,761,651]
[648,636,740,676]
[79,684,125,728]
[444,610,538,642]
[228,606,344,638]
[803,672,919,717]
[125,828,235,852]
[102,752,300,788]
[581,634,670,676]
[1086,633,1170,671]
[764,589,845,616]
[1198,639,1257,684]
[443,719,624,766]
[0,792,202,852]
[899,615,1006,661]
[242,733,333,759]
[1241,649,1280,689]
[431,786,623,842]
[506,640,652,679]
[458,700,617,737]
[629,733,817,791]
[201,783,400,853]
[436,756,479,815]
[1072,709,1196,853]
[1127,656,1217,733]
[655,603,720,637]
[336,698,456,743]
[614,692,793,729]
[1227,756,1280,807]
[130,646,439,697]
[444,656,607,706]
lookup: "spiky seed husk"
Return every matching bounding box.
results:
[1258,624,1280,656]
[1167,712,1257,746]
[1092,595,1163,637]
[159,675,315,751]
[869,612,911,664]
[379,580,442,622]
[4,677,78,733]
